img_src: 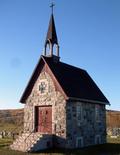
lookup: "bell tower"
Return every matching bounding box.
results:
[43,3,60,60]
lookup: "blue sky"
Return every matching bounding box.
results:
[0,0,120,110]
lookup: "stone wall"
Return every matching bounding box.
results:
[23,70,106,149]
[24,71,66,142]
[66,101,106,148]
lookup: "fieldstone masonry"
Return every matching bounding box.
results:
[66,102,106,148]
[24,71,66,139]
[24,71,106,149]
[11,71,106,151]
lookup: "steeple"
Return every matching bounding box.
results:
[45,14,58,45]
[44,4,59,58]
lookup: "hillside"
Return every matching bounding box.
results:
[0,108,120,132]
[106,110,120,128]
[0,109,24,132]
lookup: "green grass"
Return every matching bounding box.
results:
[0,138,13,149]
[107,136,120,143]
[0,137,119,154]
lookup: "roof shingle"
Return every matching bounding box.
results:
[43,56,109,104]
[20,55,109,104]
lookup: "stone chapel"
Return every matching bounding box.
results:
[11,11,109,152]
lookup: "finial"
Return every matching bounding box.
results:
[50,2,55,14]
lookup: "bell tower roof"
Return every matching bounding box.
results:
[45,14,58,45]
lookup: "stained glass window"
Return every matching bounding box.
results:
[39,82,46,93]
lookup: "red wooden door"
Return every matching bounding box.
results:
[37,106,52,134]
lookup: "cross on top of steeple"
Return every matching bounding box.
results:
[50,2,55,14]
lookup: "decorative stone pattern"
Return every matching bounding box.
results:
[66,101,106,148]
[24,71,66,141]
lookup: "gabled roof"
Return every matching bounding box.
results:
[20,56,109,104]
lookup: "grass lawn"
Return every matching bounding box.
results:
[0,136,119,155]
[107,136,120,143]
[0,138,13,149]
